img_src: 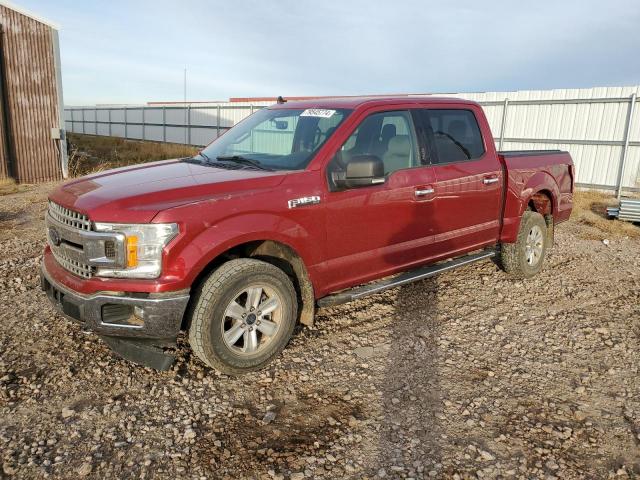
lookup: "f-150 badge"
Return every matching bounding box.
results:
[288,196,321,209]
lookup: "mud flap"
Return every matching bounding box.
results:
[545,214,554,248]
[100,336,177,371]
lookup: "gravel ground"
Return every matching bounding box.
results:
[1,183,639,479]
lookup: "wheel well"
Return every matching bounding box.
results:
[528,190,553,216]
[527,190,555,247]
[181,240,315,331]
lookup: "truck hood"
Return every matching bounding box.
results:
[50,159,286,223]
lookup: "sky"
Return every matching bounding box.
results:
[15,0,640,105]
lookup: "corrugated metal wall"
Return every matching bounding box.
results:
[0,35,8,180]
[0,4,63,183]
[445,86,640,192]
[65,86,640,193]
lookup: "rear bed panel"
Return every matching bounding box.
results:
[499,151,574,243]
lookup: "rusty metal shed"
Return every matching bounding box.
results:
[0,1,66,183]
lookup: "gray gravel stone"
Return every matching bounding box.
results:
[0,182,638,479]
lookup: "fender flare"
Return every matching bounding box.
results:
[177,213,317,325]
[501,171,559,243]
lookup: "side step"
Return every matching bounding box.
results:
[317,249,496,308]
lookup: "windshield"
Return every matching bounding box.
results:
[198,107,351,171]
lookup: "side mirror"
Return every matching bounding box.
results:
[339,155,385,188]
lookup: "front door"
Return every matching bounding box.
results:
[322,109,438,293]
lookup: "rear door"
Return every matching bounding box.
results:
[321,108,438,293]
[417,106,503,256]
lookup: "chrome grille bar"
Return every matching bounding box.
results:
[48,201,91,231]
[51,248,93,278]
[47,201,93,278]
[47,202,126,279]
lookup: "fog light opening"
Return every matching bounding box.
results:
[100,304,144,328]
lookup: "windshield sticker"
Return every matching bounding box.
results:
[300,109,336,118]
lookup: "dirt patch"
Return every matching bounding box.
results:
[0,183,639,479]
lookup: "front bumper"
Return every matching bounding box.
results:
[41,260,190,341]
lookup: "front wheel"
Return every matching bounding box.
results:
[188,258,298,375]
[499,210,549,279]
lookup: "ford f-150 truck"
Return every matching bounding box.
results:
[41,96,574,373]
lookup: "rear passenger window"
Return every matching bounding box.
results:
[426,110,485,163]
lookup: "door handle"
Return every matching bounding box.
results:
[415,187,435,197]
[483,177,499,185]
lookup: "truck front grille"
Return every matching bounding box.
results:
[48,201,91,231]
[47,201,94,278]
[51,248,93,279]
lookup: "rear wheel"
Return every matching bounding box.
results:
[499,210,549,278]
[188,258,297,375]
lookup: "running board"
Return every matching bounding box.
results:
[317,249,496,308]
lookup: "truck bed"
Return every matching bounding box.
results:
[498,149,574,243]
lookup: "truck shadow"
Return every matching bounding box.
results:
[372,186,447,475]
[373,277,443,476]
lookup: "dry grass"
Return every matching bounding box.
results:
[67,133,198,177]
[0,178,18,195]
[571,190,639,239]
[0,178,34,196]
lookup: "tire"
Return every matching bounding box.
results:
[188,258,298,375]
[499,210,549,279]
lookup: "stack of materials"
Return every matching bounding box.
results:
[606,198,640,223]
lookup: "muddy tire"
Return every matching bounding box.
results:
[188,258,297,375]
[499,211,549,279]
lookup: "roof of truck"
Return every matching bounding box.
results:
[269,96,477,110]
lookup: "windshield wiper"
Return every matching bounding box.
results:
[184,152,212,165]
[199,151,212,162]
[216,155,273,171]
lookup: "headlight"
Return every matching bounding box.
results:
[93,223,178,279]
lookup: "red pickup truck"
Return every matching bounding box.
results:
[41,97,574,373]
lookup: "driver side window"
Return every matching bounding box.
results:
[329,110,419,183]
